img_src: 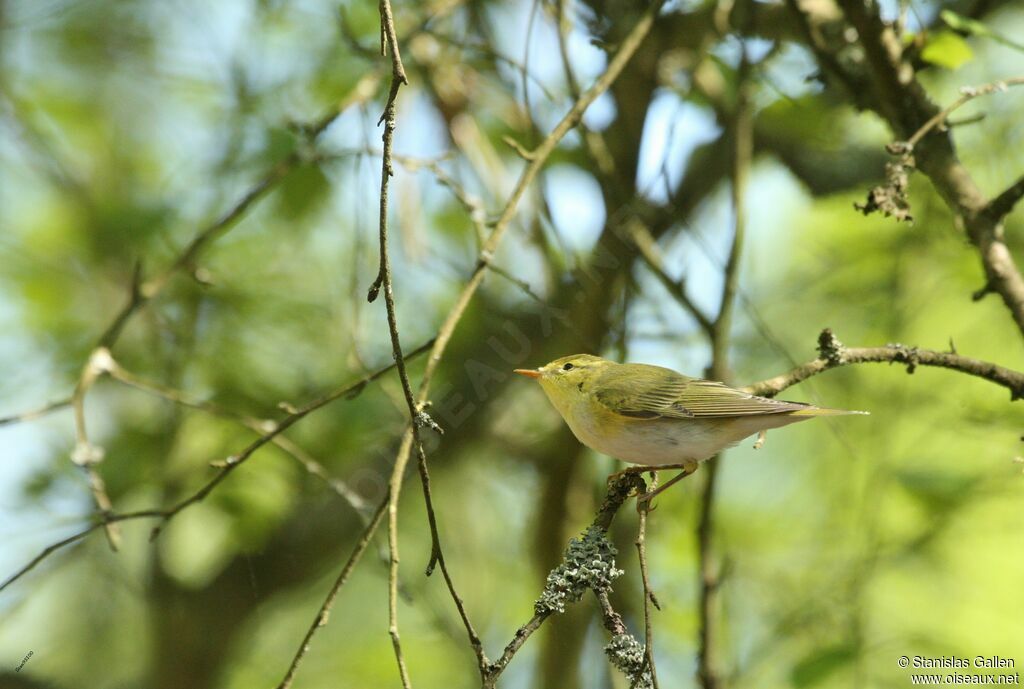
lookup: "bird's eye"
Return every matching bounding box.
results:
[562,363,574,371]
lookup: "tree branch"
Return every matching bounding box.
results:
[832,0,1024,336]
[987,173,1024,222]
[483,472,649,687]
[70,348,120,550]
[628,221,715,336]
[697,46,754,689]
[743,329,1024,402]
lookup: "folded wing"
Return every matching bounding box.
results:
[595,364,813,420]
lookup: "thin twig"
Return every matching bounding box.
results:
[0,525,97,594]
[904,76,1024,150]
[70,348,120,550]
[366,4,427,687]
[636,473,661,689]
[628,220,715,335]
[415,451,489,669]
[0,397,72,427]
[275,494,390,689]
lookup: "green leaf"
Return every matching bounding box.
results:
[920,31,974,70]
[939,10,992,36]
[791,644,858,687]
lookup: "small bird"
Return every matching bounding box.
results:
[514,354,867,499]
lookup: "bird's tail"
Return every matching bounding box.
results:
[790,405,869,416]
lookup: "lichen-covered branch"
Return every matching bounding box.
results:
[483,472,652,688]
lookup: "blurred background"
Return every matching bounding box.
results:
[1,0,1022,687]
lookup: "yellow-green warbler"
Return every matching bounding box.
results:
[515,354,866,498]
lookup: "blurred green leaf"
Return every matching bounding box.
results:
[894,469,980,513]
[920,31,974,69]
[791,644,858,687]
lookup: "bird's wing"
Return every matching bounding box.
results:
[594,364,811,420]
[593,364,696,420]
[675,379,811,418]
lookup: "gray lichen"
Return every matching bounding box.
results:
[854,151,915,223]
[535,526,623,615]
[604,633,652,689]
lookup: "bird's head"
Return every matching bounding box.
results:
[514,354,609,409]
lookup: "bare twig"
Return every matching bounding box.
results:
[636,473,661,689]
[0,525,98,594]
[275,494,390,689]
[365,4,440,687]
[903,77,1024,150]
[0,397,72,427]
[415,452,488,669]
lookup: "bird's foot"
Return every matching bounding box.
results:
[635,462,699,509]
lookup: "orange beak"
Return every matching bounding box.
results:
[513,368,541,379]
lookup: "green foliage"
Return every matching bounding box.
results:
[920,30,974,69]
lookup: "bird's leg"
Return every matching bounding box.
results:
[637,461,699,506]
[753,429,767,450]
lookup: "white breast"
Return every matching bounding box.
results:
[552,393,803,466]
